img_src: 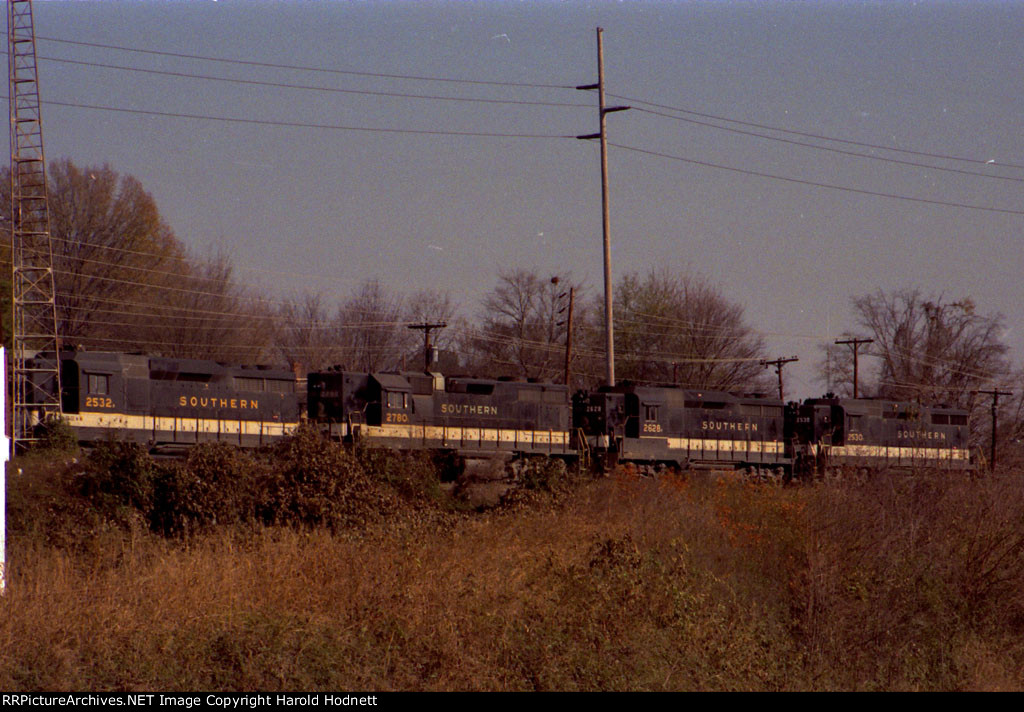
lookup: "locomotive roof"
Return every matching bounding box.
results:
[52,350,296,381]
[803,397,968,418]
[598,382,782,405]
[371,373,413,391]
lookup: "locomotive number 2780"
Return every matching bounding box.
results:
[85,396,115,409]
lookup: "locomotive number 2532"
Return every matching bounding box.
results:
[85,396,114,409]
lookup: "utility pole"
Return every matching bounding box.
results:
[562,287,575,387]
[407,322,446,371]
[835,337,873,398]
[8,0,62,453]
[551,277,575,387]
[977,388,1012,472]
[577,27,628,387]
[761,356,799,400]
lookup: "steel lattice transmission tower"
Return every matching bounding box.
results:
[7,0,61,450]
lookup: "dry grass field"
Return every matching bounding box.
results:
[1,437,1022,691]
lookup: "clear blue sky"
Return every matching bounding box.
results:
[18,0,1024,397]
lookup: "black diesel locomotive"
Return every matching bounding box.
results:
[575,384,788,475]
[28,350,300,449]
[308,369,574,458]
[789,396,971,475]
[26,350,972,476]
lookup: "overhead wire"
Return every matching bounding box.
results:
[630,105,1024,184]
[36,232,383,296]
[30,38,1024,212]
[42,98,576,139]
[39,55,592,109]
[43,35,1020,170]
[611,142,1024,216]
[37,35,579,90]
[49,287,1007,382]
[611,92,1024,171]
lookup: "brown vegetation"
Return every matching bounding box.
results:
[1,438,1023,691]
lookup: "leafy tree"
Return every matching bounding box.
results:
[19,159,183,342]
[1,158,269,363]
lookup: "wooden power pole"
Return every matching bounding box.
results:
[562,287,574,387]
[977,388,1012,472]
[835,337,873,398]
[407,322,446,371]
[761,356,799,400]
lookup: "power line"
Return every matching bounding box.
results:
[631,105,1024,185]
[35,232,376,294]
[39,97,575,139]
[611,92,1024,171]
[37,35,577,90]
[39,55,592,109]
[611,142,1024,216]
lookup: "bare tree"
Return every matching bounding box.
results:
[403,288,458,368]
[610,269,768,390]
[275,293,345,374]
[817,341,859,398]
[991,374,1024,470]
[467,268,579,380]
[137,251,272,364]
[335,280,408,372]
[825,289,1009,407]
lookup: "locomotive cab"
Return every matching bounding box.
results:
[375,374,413,426]
[574,390,626,446]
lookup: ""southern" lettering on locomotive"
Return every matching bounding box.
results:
[898,430,947,440]
[440,403,498,416]
[702,420,758,432]
[179,396,258,410]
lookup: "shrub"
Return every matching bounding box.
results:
[519,456,568,491]
[76,440,159,518]
[259,425,399,531]
[32,416,78,454]
[791,471,1024,690]
[151,442,266,536]
[358,447,447,506]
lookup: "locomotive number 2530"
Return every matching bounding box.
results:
[85,396,114,409]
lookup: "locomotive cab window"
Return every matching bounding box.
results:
[644,405,659,421]
[386,391,409,409]
[87,373,109,395]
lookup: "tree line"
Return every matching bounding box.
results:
[3,159,1021,462]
